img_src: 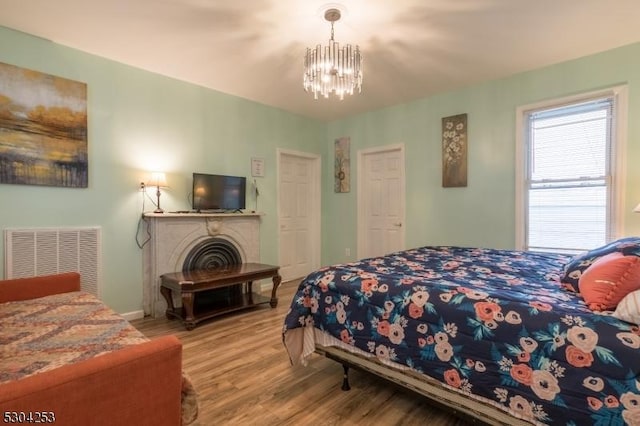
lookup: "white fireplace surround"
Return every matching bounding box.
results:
[142,212,261,318]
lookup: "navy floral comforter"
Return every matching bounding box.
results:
[282,246,640,425]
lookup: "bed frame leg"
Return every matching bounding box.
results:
[341,364,351,391]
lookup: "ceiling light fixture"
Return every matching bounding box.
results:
[303,8,363,100]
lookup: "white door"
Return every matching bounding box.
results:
[278,150,321,281]
[358,144,406,259]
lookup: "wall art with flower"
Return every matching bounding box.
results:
[442,113,467,187]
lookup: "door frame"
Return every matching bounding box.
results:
[276,148,322,282]
[357,143,406,259]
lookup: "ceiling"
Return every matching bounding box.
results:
[1,0,640,122]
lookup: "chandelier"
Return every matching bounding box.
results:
[303,8,363,100]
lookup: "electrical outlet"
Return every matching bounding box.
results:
[345,248,351,256]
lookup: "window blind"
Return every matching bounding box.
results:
[525,97,613,253]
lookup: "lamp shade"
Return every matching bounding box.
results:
[148,172,168,188]
[634,203,640,213]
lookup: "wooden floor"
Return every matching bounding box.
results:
[132,280,472,426]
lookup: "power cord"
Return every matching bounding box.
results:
[135,182,152,249]
[135,216,151,249]
[254,179,259,212]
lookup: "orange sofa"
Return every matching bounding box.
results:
[0,272,191,426]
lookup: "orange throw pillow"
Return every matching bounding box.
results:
[578,252,640,311]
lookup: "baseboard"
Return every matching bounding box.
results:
[121,310,144,321]
[258,279,273,293]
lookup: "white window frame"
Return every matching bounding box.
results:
[515,85,628,251]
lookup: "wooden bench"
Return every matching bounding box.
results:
[160,263,281,330]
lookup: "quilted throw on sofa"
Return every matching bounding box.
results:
[0,291,198,424]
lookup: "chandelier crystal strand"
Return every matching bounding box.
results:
[303,8,362,100]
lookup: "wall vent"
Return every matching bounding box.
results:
[4,227,102,298]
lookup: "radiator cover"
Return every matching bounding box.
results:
[4,227,102,298]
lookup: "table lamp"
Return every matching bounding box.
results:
[148,172,168,213]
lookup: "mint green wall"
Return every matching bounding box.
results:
[324,42,640,266]
[3,24,640,313]
[0,26,326,314]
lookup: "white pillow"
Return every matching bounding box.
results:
[613,289,640,325]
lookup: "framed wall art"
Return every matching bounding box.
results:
[0,62,88,188]
[334,136,350,193]
[442,113,467,187]
[251,157,264,177]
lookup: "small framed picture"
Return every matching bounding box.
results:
[251,157,265,177]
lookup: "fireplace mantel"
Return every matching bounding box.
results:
[142,212,263,317]
[143,212,262,218]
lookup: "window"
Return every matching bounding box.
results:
[516,87,627,253]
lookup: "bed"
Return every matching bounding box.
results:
[282,244,640,425]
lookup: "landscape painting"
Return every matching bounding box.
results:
[0,62,87,187]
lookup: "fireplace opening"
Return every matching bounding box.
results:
[182,237,242,272]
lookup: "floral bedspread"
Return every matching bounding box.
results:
[0,291,198,424]
[282,246,640,425]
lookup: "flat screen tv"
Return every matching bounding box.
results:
[192,173,246,211]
